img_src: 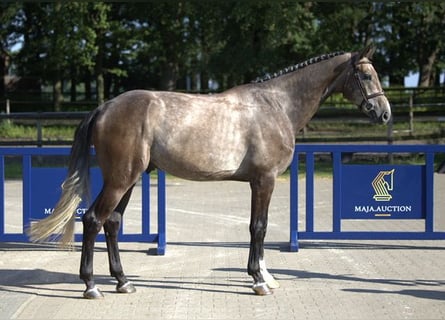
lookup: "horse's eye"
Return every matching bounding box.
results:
[361,73,372,81]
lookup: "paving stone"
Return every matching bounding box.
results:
[1,176,444,319]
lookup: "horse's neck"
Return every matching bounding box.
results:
[266,53,352,136]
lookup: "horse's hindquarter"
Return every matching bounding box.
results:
[92,91,154,183]
[149,90,294,181]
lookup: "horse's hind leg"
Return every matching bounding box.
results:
[80,203,105,299]
[103,185,136,294]
[80,185,131,299]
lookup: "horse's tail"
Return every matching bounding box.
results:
[27,107,101,247]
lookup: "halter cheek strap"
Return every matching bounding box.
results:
[353,61,385,112]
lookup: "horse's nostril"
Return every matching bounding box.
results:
[382,111,390,123]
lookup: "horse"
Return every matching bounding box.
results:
[28,45,391,298]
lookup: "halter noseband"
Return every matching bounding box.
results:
[352,61,385,112]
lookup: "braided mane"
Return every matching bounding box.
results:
[253,51,346,83]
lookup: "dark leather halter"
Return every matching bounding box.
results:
[353,61,385,112]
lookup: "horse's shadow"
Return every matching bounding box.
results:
[1,241,444,300]
[0,267,255,299]
[0,268,121,299]
[213,267,445,301]
[2,266,444,301]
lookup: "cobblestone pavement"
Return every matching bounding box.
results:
[1,176,444,319]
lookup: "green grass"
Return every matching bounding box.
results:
[0,121,37,139]
[0,121,77,141]
[301,120,445,143]
[42,125,77,140]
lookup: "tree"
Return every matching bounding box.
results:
[125,2,199,91]
[123,1,315,92]
[312,3,375,52]
[372,3,416,86]
[87,2,110,104]
[311,2,406,85]
[0,2,22,99]
[15,3,112,109]
[209,1,315,88]
[376,2,445,87]
[4,1,445,113]
[408,3,445,87]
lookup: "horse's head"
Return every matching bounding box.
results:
[342,45,391,124]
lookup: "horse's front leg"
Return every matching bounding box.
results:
[248,175,279,295]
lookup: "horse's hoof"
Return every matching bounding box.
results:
[259,259,280,289]
[116,281,136,294]
[83,286,104,299]
[266,278,280,289]
[252,282,273,296]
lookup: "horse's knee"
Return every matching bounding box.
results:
[249,220,267,240]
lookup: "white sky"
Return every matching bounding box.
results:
[405,72,445,87]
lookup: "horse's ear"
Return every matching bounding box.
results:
[359,43,376,60]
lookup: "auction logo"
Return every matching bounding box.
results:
[372,169,395,201]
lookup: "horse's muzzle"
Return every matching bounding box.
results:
[362,101,391,124]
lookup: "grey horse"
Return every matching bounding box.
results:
[28,45,391,298]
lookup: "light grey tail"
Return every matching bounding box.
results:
[27,108,101,247]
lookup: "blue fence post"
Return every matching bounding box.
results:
[157,170,166,255]
[425,152,435,233]
[305,152,315,233]
[290,151,299,252]
[22,155,32,235]
[332,151,342,232]
[0,156,4,238]
[141,172,150,236]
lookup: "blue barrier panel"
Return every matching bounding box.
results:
[290,144,445,252]
[0,147,166,255]
[29,167,103,220]
[341,165,425,219]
